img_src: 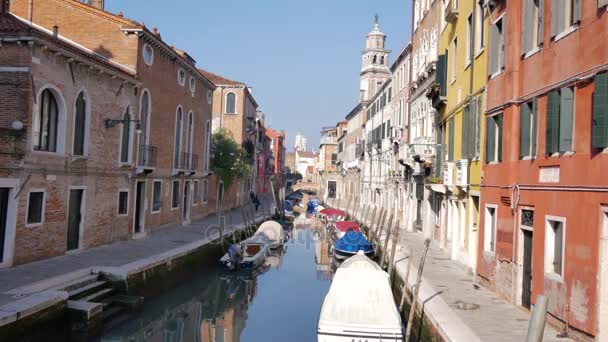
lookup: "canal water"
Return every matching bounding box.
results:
[98,226,334,342]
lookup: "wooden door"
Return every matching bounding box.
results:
[0,188,9,262]
[522,229,533,309]
[67,189,83,251]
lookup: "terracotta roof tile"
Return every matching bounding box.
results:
[198,68,245,86]
[0,12,31,33]
[298,151,316,158]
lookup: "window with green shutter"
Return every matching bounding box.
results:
[520,102,532,159]
[462,106,470,159]
[593,73,608,148]
[449,117,455,161]
[475,96,482,157]
[559,87,574,152]
[486,116,495,163]
[497,114,503,162]
[437,54,448,97]
[546,91,561,154]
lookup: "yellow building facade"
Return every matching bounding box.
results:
[433,0,489,272]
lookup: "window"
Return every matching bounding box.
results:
[202,179,208,203]
[551,0,580,38]
[466,14,473,64]
[189,77,196,93]
[152,181,162,213]
[118,191,128,215]
[120,107,132,163]
[140,90,151,147]
[484,205,497,253]
[205,121,211,171]
[593,73,608,148]
[143,43,154,66]
[327,181,337,199]
[27,191,45,225]
[177,68,186,86]
[174,107,183,169]
[475,1,485,53]
[448,116,455,161]
[34,89,59,152]
[186,112,194,169]
[388,87,392,103]
[489,16,505,77]
[172,181,179,209]
[226,92,236,114]
[546,87,574,154]
[486,113,503,163]
[207,90,213,104]
[462,99,481,159]
[520,99,538,158]
[545,217,565,277]
[521,0,543,55]
[451,38,458,82]
[193,180,199,204]
[73,91,87,156]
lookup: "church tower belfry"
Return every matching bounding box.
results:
[360,15,391,103]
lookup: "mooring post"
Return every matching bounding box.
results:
[526,295,549,342]
[368,206,377,237]
[378,213,392,262]
[388,220,401,274]
[373,208,386,247]
[399,245,413,312]
[405,238,431,342]
[381,214,395,268]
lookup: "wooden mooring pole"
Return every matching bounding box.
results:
[388,220,401,273]
[381,215,395,268]
[404,238,431,342]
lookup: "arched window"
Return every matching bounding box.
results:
[380,56,385,65]
[373,55,377,64]
[205,120,211,171]
[186,112,193,169]
[174,107,183,168]
[140,90,151,145]
[120,107,131,163]
[34,89,59,152]
[73,91,87,155]
[226,92,236,114]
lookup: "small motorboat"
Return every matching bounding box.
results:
[319,208,345,224]
[256,220,286,250]
[318,252,403,341]
[329,221,361,241]
[333,230,374,261]
[220,234,271,270]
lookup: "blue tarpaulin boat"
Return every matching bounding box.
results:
[333,230,374,260]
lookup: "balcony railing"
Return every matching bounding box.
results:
[137,145,157,168]
[179,152,198,170]
[320,136,337,145]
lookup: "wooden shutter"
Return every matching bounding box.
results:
[486,116,495,163]
[521,0,533,55]
[554,222,563,276]
[546,91,561,154]
[436,54,447,96]
[500,18,506,70]
[462,106,469,159]
[520,103,532,159]
[476,97,482,157]
[532,98,539,156]
[471,100,478,158]
[489,22,499,76]
[551,0,561,37]
[559,87,574,152]
[573,0,581,24]
[538,0,545,45]
[497,114,503,162]
[600,0,608,8]
[449,117,455,161]
[593,73,608,148]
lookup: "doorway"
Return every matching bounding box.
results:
[0,188,9,263]
[522,229,533,308]
[134,181,146,234]
[183,181,190,224]
[599,208,608,341]
[67,189,84,251]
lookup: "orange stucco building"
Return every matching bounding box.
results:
[479,1,608,340]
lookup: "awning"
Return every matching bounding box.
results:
[429,184,446,194]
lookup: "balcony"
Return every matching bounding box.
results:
[456,159,469,187]
[445,0,459,23]
[178,152,199,171]
[137,145,157,170]
[443,162,455,187]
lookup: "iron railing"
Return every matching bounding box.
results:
[179,152,198,170]
[137,145,157,168]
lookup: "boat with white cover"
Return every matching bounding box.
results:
[317,252,403,341]
[220,234,271,270]
[256,220,286,249]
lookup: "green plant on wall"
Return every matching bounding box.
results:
[210,128,251,189]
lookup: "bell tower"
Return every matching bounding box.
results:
[360,15,391,103]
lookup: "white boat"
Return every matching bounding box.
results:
[220,234,271,270]
[317,252,403,341]
[256,220,286,249]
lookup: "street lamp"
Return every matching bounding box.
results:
[105,117,142,134]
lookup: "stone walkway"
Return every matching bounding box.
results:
[396,230,570,342]
[0,197,273,307]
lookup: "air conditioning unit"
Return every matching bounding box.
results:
[443,162,454,186]
[456,159,469,187]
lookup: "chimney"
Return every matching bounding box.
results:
[88,0,104,10]
[52,25,59,38]
[1,0,9,13]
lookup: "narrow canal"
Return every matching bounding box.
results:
[98,226,334,342]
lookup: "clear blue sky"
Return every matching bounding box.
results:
[107,0,412,151]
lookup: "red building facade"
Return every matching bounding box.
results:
[480,1,608,340]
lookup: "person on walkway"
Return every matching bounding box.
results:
[250,190,260,211]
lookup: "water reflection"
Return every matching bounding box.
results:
[100,228,329,342]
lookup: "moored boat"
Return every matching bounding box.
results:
[329,221,361,241]
[318,252,403,341]
[256,220,286,250]
[332,230,374,260]
[220,234,271,270]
